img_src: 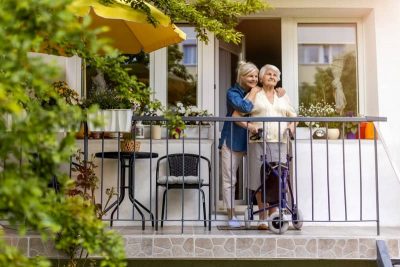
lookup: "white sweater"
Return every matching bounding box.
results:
[247,90,296,143]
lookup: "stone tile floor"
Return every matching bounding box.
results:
[4,225,400,260]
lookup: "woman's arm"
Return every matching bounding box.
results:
[244,86,261,104]
[232,110,259,134]
[227,86,261,114]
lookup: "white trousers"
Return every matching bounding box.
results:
[221,144,245,209]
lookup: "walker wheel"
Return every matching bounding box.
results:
[244,208,251,229]
[292,209,303,230]
[268,211,289,234]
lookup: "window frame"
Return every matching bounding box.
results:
[150,26,215,114]
[281,18,365,115]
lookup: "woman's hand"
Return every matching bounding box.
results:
[275,87,286,97]
[248,123,259,134]
[288,123,295,136]
[246,86,262,104]
[251,86,262,94]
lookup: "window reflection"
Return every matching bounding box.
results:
[86,52,149,99]
[298,24,358,115]
[167,26,197,106]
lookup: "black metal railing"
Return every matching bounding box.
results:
[74,115,388,234]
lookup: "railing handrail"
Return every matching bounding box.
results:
[132,115,387,123]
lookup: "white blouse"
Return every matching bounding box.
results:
[247,90,296,143]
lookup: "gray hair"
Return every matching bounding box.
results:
[236,61,259,83]
[259,64,281,82]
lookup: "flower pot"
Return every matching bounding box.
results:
[134,122,145,139]
[183,125,210,139]
[313,128,327,139]
[151,125,162,139]
[120,140,140,152]
[346,132,357,139]
[327,128,340,139]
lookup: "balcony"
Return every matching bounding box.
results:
[4,115,400,262]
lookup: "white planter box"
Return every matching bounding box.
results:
[295,127,313,139]
[88,109,132,132]
[183,125,210,139]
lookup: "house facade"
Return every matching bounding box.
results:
[11,0,400,263]
[54,0,400,225]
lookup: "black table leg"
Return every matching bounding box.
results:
[128,158,155,228]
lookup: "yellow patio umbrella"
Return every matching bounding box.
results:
[68,0,186,54]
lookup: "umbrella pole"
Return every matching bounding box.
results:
[81,57,89,164]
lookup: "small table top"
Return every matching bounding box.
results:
[95,151,158,159]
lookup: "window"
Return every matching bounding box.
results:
[86,52,149,98]
[298,24,358,115]
[167,26,198,106]
[299,44,346,65]
[183,43,197,65]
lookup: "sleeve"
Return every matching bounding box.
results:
[227,90,254,114]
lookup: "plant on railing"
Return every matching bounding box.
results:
[165,102,212,138]
[172,102,212,125]
[298,101,340,129]
[343,111,361,138]
[141,99,165,126]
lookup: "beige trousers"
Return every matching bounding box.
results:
[221,144,245,209]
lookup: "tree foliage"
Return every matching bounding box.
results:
[1,0,267,265]
[0,0,126,266]
[121,0,269,44]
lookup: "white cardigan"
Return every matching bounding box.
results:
[247,90,296,143]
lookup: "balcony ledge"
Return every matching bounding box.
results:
[3,225,400,260]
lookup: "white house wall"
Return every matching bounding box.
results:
[267,0,400,183]
[372,1,400,180]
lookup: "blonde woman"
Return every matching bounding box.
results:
[219,61,261,227]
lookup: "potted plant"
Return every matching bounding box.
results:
[65,149,117,265]
[298,101,340,139]
[84,60,153,134]
[141,99,165,139]
[344,122,358,139]
[83,89,134,133]
[168,102,212,139]
[69,149,116,219]
[120,131,141,152]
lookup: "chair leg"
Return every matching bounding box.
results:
[200,189,207,227]
[161,189,167,227]
[155,185,158,230]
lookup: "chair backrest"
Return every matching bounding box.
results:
[168,154,200,176]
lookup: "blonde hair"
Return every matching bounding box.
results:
[259,64,281,82]
[236,61,259,84]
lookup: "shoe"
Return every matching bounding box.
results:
[228,217,241,228]
[257,221,268,230]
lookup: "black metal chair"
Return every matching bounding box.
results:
[156,153,210,228]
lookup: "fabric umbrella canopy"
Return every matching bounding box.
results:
[68,0,186,54]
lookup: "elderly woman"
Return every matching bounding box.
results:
[233,64,296,230]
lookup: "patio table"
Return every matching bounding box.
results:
[95,151,158,230]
